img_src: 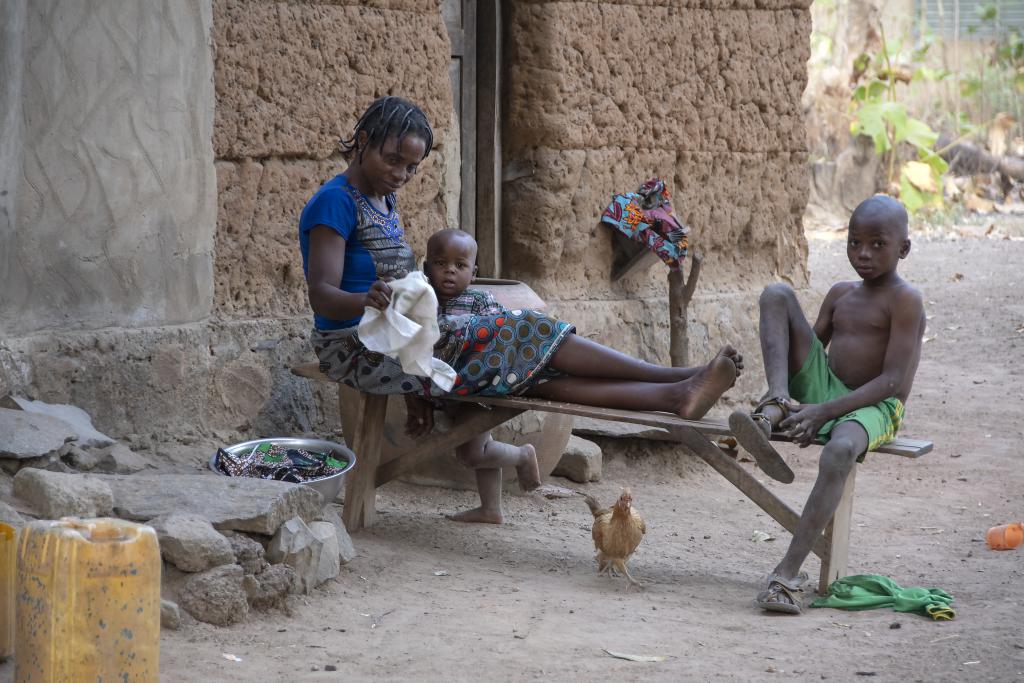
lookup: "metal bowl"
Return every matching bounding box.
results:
[208,437,356,507]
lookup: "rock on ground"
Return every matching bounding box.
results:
[316,504,357,564]
[93,474,323,535]
[267,517,340,594]
[91,443,150,474]
[12,469,113,519]
[0,408,77,460]
[60,444,102,471]
[571,416,673,442]
[177,564,249,626]
[0,500,25,528]
[223,530,269,575]
[149,511,235,572]
[551,435,603,483]
[243,563,297,609]
[6,397,114,448]
[160,599,181,630]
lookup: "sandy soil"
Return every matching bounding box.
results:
[4,232,1022,682]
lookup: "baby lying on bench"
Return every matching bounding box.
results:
[729,195,926,614]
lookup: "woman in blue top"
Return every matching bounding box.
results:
[300,97,743,435]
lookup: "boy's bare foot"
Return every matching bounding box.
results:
[728,409,794,484]
[514,444,542,492]
[447,507,504,524]
[676,354,737,420]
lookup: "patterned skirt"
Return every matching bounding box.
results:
[311,309,574,398]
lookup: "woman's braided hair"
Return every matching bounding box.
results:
[340,96,434,162]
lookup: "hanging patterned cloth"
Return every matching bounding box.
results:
[600,178,690,271]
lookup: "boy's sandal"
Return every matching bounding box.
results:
[728,409,795,484]
[756,572,809,615]
[754,395,799,418]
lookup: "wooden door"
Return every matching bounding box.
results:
[443,0,501,277]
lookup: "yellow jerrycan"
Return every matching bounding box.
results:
[15,518,160,682]
[1,523,15,661]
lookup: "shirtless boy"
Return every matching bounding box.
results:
[728,195,926,614]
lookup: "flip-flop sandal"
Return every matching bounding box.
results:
[756,572,808,615]
[729,410,795,484]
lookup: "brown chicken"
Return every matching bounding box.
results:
[582,488,646,586]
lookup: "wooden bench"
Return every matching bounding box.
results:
[290,361,931,593]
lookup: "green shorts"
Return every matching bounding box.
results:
[789,337,904,457]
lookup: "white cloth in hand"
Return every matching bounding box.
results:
[357,271,457,392]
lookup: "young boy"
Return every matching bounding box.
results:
[728,195,926,614]
[420,228,543,524]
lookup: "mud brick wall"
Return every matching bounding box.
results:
[212,0,455,320]
[501,0,811,375]
[1,0,812,438]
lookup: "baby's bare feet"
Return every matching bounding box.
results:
[514,444,541,492]
[676,354,737,420]
[714,344,744,382]
[447,507,504,524]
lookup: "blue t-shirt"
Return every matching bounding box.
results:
[299,175,409,330]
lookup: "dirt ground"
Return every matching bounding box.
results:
[4,230,1022,682]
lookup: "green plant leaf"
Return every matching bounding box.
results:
[895,117,938,151]
[919,150,949,177]
[867,79,889,100]
[852,102,897,154]
[900,167,943,214]
[960,77,983,97]
[913,66,950,82]
[900,174,927,213]
[1016,71,1024,93]
[976,3,998,21]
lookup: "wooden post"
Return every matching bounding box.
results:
[819,464,858,594]
[341,392,388,532]
[668,254,702,367]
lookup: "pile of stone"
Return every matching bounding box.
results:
[1,398,357,628]
[0,399,149,476]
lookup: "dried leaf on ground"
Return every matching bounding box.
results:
[964,194,995,213]
[603,649,668,663]
[904,161,938,193]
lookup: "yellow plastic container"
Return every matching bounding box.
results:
[15,518,160,682]
[1,523,15,661]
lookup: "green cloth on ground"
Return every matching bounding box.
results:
[810,574,955,621]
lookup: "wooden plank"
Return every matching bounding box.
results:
[611,243,660,282]
[342,393,388,532]
[670,426,832,563]
[474,0,501,277]
[447,395,734,438]
[375,405,524,486]
[770,432,932,458]
[819,465,857,594]
[459,0,477,235]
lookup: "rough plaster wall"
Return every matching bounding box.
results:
[502,1,811,382]
[0,0,216,336]
[212,0,454,320]
[0,319,338,439]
